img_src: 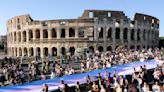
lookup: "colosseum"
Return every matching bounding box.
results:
[7,10,159,58]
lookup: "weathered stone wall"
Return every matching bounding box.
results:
[6,10,159,57]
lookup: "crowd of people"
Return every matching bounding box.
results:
[44,64,164,92]
[0,58,26,86]
[80,47,164,73]
[0,47,164,92]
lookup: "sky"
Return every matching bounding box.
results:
[0,0,164,36]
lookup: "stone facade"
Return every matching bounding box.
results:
[0,35,7,53]
[6,10,159,57]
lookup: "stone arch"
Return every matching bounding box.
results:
[130,45,135,50]
[107,46,112,51]
[123,28,128,40]
[137,45,140,50]
[36,29,40,38]
[15,48,17,56]
[36,47,41,57]
[12,47,14,56]
[18,32,21,42]
[69,47,75,56]
[19,48,22,56]
[61,47,66,55]
[115,28,120,39]
[147,46,150,49]
[29,30,33,41]
[14,32,16,41]
[43,47,49,56]
[69,28,75,37]
[98,46,103,52]
[137,29,140,41]
[107,27,112,38]
[131,29,135,41]
[23,31,26,42]
[51,28,57,38]
[61,28,65,38]
[43,29,48,38]
[99,27,103,38]
[89,46,94,53]
[29,47,34,56]
[24,47,28,56]
[52,47,57,56]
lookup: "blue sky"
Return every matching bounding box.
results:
[0,0,164,36]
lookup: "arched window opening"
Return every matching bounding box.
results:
[131,29,135,41]
[52,47,57,56]
[107,28,112,38]
[23,31,26,42]
[115,28,120,39]
[51,28,57,38]
[147,46,150,49]
[69,47,75,56]
[18,32,21,42]
[19,48,22,56]
[29,30,33,41]
[107,46,112,51]
[43,47,48,56]
[137,29,140,41]
[130,46,135,50]
[137,45,140,50]
[98,46,103,52]
[29,48,34,56]
[14,32,16,41]
[24,47,28,56]
[89,46,94,53]
[69,28,75,37]
[43,29,48,38]
[123,28,128,40]
[15,48,17,56]
[36,29,40,38]
[61,28,65,38]
[99,27,103,38]
[36,47,41,57]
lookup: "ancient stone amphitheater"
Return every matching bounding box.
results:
[6,10,159,57]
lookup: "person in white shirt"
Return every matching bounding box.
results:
[50,71,55,79]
